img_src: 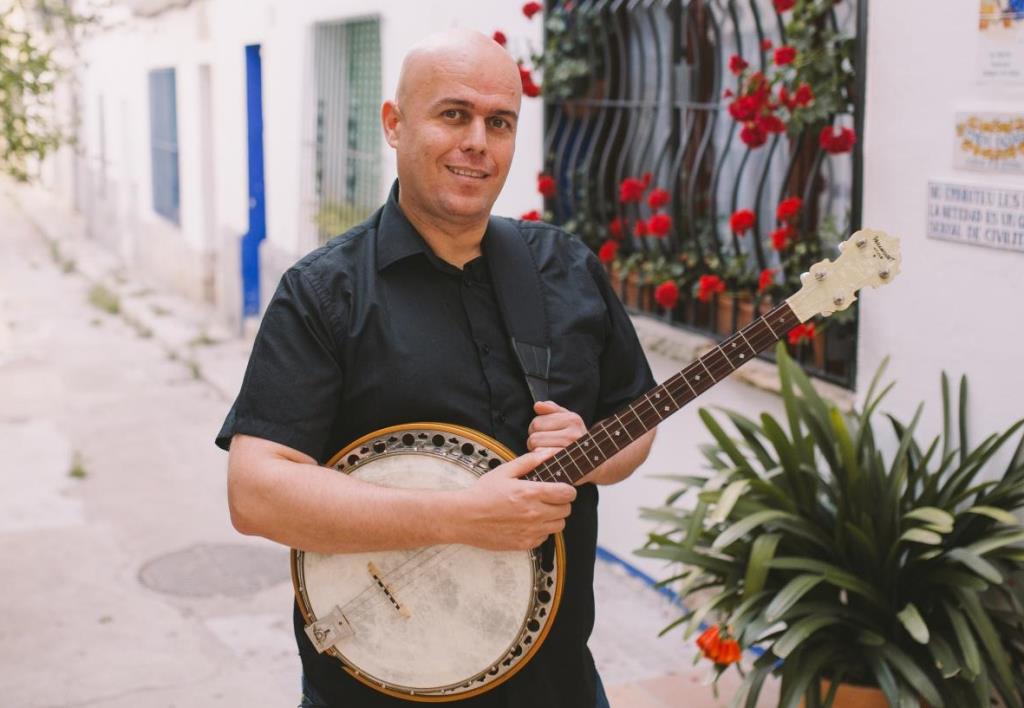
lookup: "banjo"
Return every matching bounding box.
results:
[291,229,901,700]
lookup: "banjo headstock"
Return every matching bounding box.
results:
[786,228,901,323]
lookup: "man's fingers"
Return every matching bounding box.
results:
[537,483,577,505]
[533,400,565,415]
[494,450,549,478]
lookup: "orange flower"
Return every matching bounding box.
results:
[697,625,742,665]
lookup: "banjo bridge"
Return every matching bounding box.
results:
[368,561,412,619]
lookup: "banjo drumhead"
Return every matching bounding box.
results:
[292,425,564,699]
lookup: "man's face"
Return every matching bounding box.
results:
[384,50,521,228]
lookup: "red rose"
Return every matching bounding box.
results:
[492,30,507,46]
[774,45,797,66]
[776,196,803,221]
[647,187,670,210]
[761,38,773,51]
[740,123,767,148]
[758,268,776,294]
[647,213,672,238]
[608,217,623,240]
[522,1,543,19]
[723,88,734,99]
[641,171,653,188]
[729,208,756,235]
[728,54,748,75]
[519,65,541,97]
[794,83,814,107]
[778,85,795,110]
[520,209,541,221]
[654,280,679,310]
[728,96,758,122]
[633,220,648,237]
[619,176,645,203]
[819,125,857,154]
[598,239,619,264]
[770,224,793,250]
[774,0,796,11]
[757,113,786,134]
[537,174,556,198]
[788,322,817,345]
[697,274,726,302]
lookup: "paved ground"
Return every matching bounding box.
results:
[0,180,777,707]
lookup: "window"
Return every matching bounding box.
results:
[311,18,382,243]
[148,68,180,224]
[541,0,865,387]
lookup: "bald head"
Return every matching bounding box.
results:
[395,29,521,109]
[380,28,523,245]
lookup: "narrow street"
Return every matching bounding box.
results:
[0,183,299,707]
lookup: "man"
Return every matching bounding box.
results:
[217,29,656,707]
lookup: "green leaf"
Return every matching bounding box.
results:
[765,574,823,622]
[896,602,929,643]
[773,615,842,658]
[965,505,1020,525]
[699,408,755,474]
[743,533,781,598]
[944,602,982,676]
[877,643,944,707]
[947,548,1003,584]
[905,506,955,531]
[966,529,1024,556]
[956,589,1018,699]
[709,479,750,523]
[898,528,943,545]
[927,635,962,678]
[712,509,791,550]
[769,556,886,606]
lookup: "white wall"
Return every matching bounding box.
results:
[860,0,1024,462]
[66,0,546,310]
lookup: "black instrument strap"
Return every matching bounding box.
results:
[483,217,551,404]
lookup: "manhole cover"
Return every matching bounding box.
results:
[139,543,290,597]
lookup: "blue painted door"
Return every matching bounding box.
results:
[242,44,266,317]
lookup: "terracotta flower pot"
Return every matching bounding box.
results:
[800,680,890,708]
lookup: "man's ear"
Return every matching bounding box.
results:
[381,100,401,148]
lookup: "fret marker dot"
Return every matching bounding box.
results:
[583,441,589,447]
[739,353,745,359]
[663,405,669,411]
[696,375,701,381]
[614,431,620,436]
[655,393,660,399]
[592,455,598,461]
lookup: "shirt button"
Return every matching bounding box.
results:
[481,343,491,355]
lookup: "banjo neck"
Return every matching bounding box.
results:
[525,301,802,485]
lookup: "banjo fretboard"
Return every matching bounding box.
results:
[525,301,801,485]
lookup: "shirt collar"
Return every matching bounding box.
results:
[376,179,496,274]
[376,180,435,272]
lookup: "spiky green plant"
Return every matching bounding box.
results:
[638,343,1024,708]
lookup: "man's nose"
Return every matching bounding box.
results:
[460,117,488,154]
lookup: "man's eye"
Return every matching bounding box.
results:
[490,118,509,129]
[443,109,461,119]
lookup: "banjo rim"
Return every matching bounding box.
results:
[290,421,567,702]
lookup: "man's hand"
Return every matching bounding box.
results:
[453,449,576,551]
[527,400,587,451]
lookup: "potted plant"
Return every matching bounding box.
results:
[638,344,1024,708]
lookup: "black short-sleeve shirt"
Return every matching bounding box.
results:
[216,182,655,708]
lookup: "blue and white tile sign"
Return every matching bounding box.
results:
[927,180,1024,253]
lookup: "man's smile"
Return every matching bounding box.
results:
[446,165,489,179]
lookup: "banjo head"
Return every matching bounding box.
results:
[292,423,565,701]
